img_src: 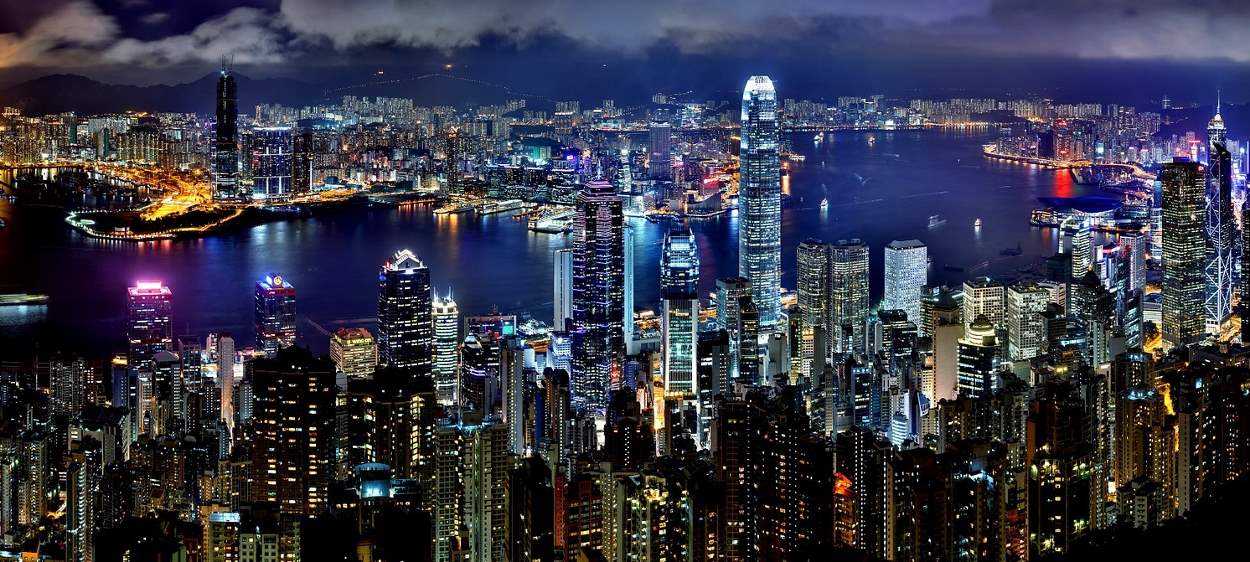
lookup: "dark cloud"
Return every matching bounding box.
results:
[2,0,1249,72]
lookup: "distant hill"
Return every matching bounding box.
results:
[0,73,319,116]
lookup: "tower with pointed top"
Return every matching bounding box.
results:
[1205,95,1234,333]
[213,59,239,199]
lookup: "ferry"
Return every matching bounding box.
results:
[820,198,829,211]
[0,293,49,307]
[477,199,528,215]
[433,202,474,215]
[927,215,947,229]
[1030,208,1061,227]
[785,153,806,162]
[974,218,983,227]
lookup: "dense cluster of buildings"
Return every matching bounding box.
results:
[4,75,1250,562]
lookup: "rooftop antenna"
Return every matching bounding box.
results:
[1217,89,1221,115]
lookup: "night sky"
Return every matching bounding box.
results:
[4,1,1250,104]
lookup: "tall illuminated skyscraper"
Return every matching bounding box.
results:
[254,273,296,357]
[571,180,625,411]
[796,239,831,376]
[957,315,997,398]
[1161,160,1207,350]
[882,239,927,325]
[432,291,460,405]
[660,223,699,397]
[213,65,238,199]
[739,75,782,328]
[553,248,573,330]
[329,327,376,381]
[1205,134,1234,333]
[1007,281,1051,361]
[126,281,173,369]
[377,249,433,374]
[830,239,870,353]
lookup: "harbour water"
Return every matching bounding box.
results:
[0,130,1087,356]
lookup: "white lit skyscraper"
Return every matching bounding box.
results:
[661,223,699,398]
[432,291,460,405]
[739,75,782,328]
[553,248,573,330]
[251,127,293,199]
[882,239,927,325]
[830,239,870,353]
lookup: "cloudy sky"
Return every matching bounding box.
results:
[3,0,1250,102]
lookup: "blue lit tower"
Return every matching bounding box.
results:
[1205,102,1234,332]
[213,62,238,199]
[661,222,700,398]
[882,239,928,325]
[571,180,625,411]
[254,273,297,357]
[739,75,782,328]
[377,249,433,374]
[251,127,293,200]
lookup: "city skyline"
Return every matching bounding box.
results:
[5,3,1250,562]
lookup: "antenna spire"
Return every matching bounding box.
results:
[1217,89,1221,115]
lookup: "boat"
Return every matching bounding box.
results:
[785,153,806,162]
[1030,208,1061,227]
[974,218,983,227]
[433,202,474,215]
[927,215,947,229]
[813,134,822,143]
[0,218,5,229]
[820,198,829,211]
[0,293,49,307]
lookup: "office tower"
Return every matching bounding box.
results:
[216,334,236,424]
[433,416,510,562]
[214,66,239,199]
[126,281,173,369]
[929,289,963,403]
[377,249,433,373]
[648,121,672,181]
[329,327,377,381]
[1068,218,1093,278]
[739,75,782,327]
[830,239,870,353]
[571,180,625,411]
[1120,231,1148,292]
[292,129,313,194]
[1161,160,1207,350]
[737,296,762,384]
[553,248,573,329]
[345,365,437,479]
[957,315,997,398]
[250,346,336,516]
[661,224,700,398]
[251,127,293,199]
[432,292,460,405]
[1007,281,1051,361]
[796,239,831,378]
[1205,138,1234,332]
[254,273,296,357]
[962,277,1006,331]
[883,239,928,325]
[625,225,636,353]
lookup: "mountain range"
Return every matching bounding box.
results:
[0,73,321,116]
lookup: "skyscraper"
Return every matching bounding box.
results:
[251,127,293,199]
[962,277,1006,332]
[254,273,296,357]
[213,66,238,199]
[883,239,928,325]
[739,75,782,327]
[553,248,573,330]
[250,346,336,516]
[830,239,870,353]
[432,292,461,405]
[571,180,625,411]
[329,327,376,381]
[957,315,997,398]
[126,281,173,369]
[1007,281,1051,361]
[1205,134,1234,333]
[377,249,433,374]
[796,239,831,377]
[660,223,699,398]
[1161,160,1207,350]
[648,121,672,181]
